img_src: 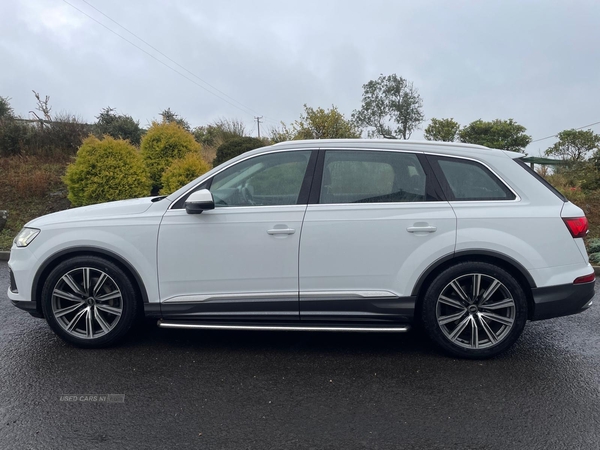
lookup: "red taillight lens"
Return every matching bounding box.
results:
[563,217,588,238]
[574,273,595,284]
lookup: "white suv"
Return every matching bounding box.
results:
[7,140,596,358]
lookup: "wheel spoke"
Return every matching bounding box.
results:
[472,274,481,300]
[438,309,467,326]
[96,290,121,302]
[480,298,515,311]
[82,268,91,296]
[95,304,122,317]
[85,307,94,338]
[479,279,501,306]
[450,280,470,304]
[479,311,514,327]
[439,295,465,310]
[62,274,85,297]
[53,289,84,303]
[477,314,497,344]
[94,306,112,333]
[470,316,479,349]
[449,316,471,341]
[93,273,108,297]
[66,307,88,332]
[54,302,85,318]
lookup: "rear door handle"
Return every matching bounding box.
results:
[267,227,296,235]
[407,225,437,233]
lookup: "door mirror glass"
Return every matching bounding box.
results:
[185,189,214,214]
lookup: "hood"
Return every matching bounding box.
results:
[26,197,157,228]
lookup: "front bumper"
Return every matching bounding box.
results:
[530,281,595,320]
[11,300,44,318]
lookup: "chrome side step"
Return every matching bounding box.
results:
[157,320,410,333]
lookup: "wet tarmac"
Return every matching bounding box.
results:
[1,261,599,449]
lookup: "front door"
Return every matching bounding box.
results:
[158,149,316,321]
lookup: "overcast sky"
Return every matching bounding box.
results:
[2,0,599,155]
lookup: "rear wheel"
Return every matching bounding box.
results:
[41,256,139,348]
[421,262,528,359]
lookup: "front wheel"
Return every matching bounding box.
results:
[41,256,139,348]
[421,262,528,359]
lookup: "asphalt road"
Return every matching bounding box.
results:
[1,261,600,450]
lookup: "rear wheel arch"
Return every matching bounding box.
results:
[412,251,536,320]
[33,247,149,317]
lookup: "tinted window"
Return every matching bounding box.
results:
[210,151,311,207]
[437,158,515,201]
[320,151,427,204]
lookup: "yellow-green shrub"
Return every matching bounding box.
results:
[160,153,211,195]
[64,136,151,206]
[141,121,201,190]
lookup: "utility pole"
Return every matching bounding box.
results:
[255,116,263,138]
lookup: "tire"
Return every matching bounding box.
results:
[421,261,528,359]
[41,256,139,348]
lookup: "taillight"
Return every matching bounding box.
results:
[563,217,588,238]
[574,273,595,284]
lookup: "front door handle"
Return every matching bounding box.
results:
[407,225,437,233]
[267,227,296,235]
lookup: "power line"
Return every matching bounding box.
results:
[76,0,263,118]
[62,0,263,119]
[531,120,600,143]
[254,116,263,138]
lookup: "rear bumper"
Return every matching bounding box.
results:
[530,281,595,321]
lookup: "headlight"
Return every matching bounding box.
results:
[14,228,40,247]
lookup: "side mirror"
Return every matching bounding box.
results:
[185,189,215,214]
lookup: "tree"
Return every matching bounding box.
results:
[291,104,360,140]
[64,136,151,206]
[424,118,460,142]
[160,108,190,131]
[545,129,600,162]
[213,136,264,167]
[459,119,531,152]
[140,121,202,191]
[352,74,424,139]
[0,96,14,121]
[268,122,294,143]
[94,107,143,145]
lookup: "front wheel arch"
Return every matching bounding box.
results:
[33,247,148,317]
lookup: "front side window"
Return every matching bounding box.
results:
[435,157,515,201]
[319,151,427,204]
[210,151,311,207]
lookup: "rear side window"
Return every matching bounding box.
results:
[514,158,567,202]
[434,157,515,201]
[320,150,427,204]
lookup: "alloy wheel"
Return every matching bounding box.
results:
[51,267,123,339]
[436,273,516,349]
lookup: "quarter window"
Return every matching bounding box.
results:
[319,151,427,204]
[210,151,311,207]
[436,157,515,201]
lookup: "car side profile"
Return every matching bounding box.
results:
[7,139,596,358]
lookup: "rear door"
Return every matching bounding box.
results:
[298,149,457,322]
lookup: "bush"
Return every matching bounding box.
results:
[94,107,143,145]
[588,238,600,255]
[160,153,210,195]
[589,252,600,265]
[64,136,151,206]
[213,136,264,167]
[140,122,201,191]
